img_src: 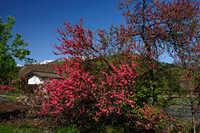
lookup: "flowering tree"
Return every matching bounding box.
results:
[117,0,200,132]
[157,1,200,132]
[38,57,175,132]
[37,0,199,132]
[117,0,200,105]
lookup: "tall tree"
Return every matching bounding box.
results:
[117,0,200,104]
[52,0,199,106]
[38,0,200,131]
[0,16,35,84]
[118,0,200,132]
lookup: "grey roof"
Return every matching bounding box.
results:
[28,71,61,79]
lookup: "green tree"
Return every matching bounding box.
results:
[0,57,18,84]
[0,16,34,84]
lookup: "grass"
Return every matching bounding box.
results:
[0,92,23,102]
[53,126,78,133]
[6,96,19,101]
[0,124,80,133]
[0,91,24,96]
[0,125,44,133]
[0,91,24,102]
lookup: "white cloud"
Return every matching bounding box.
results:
[17,64,23,67]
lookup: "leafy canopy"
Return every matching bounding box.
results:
[0,16,35,84]
[0,16,34,63]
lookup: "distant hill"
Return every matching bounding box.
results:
[52,58,66,64]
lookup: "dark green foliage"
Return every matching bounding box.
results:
[0,16,35,84]
[0,57,19,84]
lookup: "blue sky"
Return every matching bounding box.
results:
[0,0,173,65]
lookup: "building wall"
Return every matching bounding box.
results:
[28,76,43,85]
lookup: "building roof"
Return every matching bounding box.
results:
[19,64,61,78]
[29,71,61,79]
